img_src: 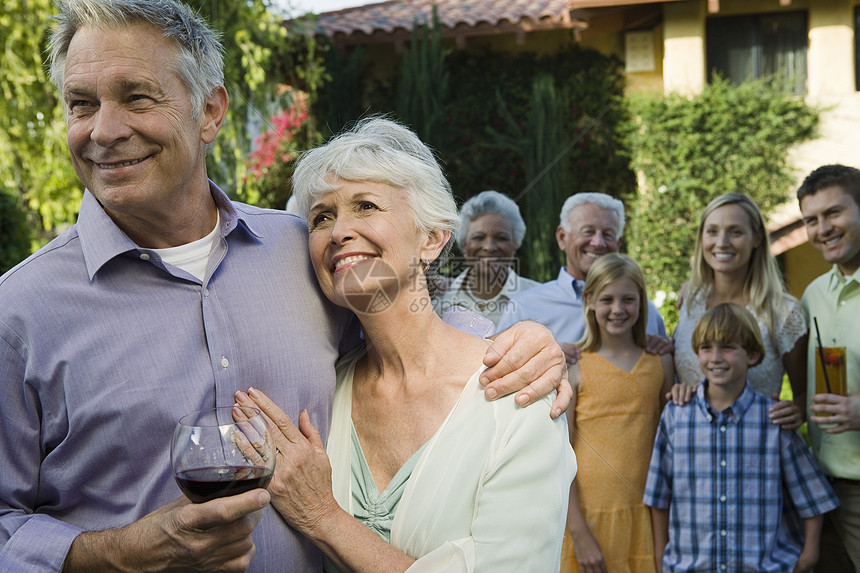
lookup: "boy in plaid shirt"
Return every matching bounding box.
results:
[643,303,838,572]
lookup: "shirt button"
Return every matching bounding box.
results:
[720,495,726,502]
[221,357,229,368]
[841,301,846,306]
[139,253,150,261]
[202,288,209,297]
[720,426,727,432]
[721,565,727,571]
[720,460,727,467]
[721,530,727,536]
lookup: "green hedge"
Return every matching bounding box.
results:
[623,76,819,331]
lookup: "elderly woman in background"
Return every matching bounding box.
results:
[435,190,540,327]
[240,118,575,572]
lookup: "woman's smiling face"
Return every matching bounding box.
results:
[701,204,760,277]
[463,213,515,283]
[307,180,428,313]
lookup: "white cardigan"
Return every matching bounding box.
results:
[327,350,577,572]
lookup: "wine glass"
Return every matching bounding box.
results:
[171,405,276,503]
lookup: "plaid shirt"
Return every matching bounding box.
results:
[643,383,839,572]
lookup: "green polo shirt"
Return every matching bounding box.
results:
[802,266,860,480]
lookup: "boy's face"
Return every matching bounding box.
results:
[697,341,760,390]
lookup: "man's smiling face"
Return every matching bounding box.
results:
[556,203,620,281]
[63,22,215,230]
[801,185,860,276]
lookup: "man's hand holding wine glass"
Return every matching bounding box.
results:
[64,489,270,572]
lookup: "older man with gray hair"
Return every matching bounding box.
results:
[498,192,666,345]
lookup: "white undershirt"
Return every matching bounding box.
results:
[152,212,220,281]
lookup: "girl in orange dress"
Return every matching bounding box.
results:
[561,254,673,573]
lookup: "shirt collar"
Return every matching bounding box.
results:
[451,267,520,298]
[557,267,583,300]
[695,380,755,422]
[77,181,259,280]
[827,265,859,292]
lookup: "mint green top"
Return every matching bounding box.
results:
[802,266,860,480]
[350,424,428,543]
[324,426,427,572]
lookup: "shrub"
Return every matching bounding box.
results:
[432,44,634,281]
[251,37,633,284]
[623,76,819,331]
[244,98,313,209]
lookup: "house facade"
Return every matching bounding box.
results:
[314,0,859,294]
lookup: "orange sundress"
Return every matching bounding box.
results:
[560,351,663,573]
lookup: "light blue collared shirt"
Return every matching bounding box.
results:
[496,267,667,344]
[0,183,352,572]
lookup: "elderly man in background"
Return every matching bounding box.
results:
[0,1,568,571]
[498,192,667,345]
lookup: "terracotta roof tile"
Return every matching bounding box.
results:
[314,0,581,39]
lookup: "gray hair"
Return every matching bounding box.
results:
[48,0,224,119]
[456,190,527,250]
[558,192,625,237]
[292,117,459,245]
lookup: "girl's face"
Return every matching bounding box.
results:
[588,276,641,339]
[701,204,761,277]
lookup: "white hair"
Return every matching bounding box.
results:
[558,192,625,237]
[456,190,527,250]
[48,0,224,120]
[291,117,459,242]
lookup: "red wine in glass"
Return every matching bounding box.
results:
[175,465,273,503]
[171,405,276,503]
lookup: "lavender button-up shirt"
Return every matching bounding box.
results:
[0,183,351,572]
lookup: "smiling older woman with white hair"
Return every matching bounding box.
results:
[435,190,540,328]
[239,117,575,572]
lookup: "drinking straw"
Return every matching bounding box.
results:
[813,317,832,393]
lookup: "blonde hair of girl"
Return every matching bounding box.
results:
[578,253,649,353]
[687,193,791,341]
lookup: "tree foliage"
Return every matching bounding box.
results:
[0,0,81,241]
[245,97,312,209]
[313,42,366,140]
[189,0,325,201]
[1,0,320,257]
[396,5,449,151]
[623,76,819,330]
[490,74,571,281]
